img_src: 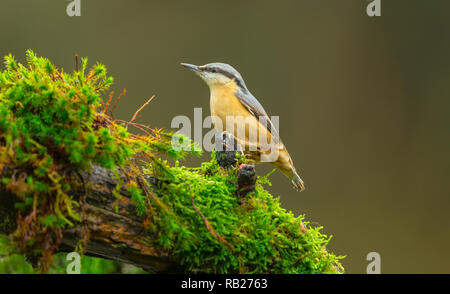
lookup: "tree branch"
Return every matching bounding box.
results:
[0,165,180,273]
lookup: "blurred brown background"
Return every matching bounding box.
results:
[1,0,449,273]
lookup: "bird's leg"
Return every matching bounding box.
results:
[215,131,243,168]
[214,132,256,199]
[215,132,256,198]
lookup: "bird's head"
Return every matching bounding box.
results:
[181,62,247,91]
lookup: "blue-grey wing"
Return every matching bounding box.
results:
[235,89,280,143]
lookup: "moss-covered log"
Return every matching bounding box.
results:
[0,155,258,273]
[0,165,178,273]
[0,133,256,272]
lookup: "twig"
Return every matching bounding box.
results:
[110,88,126,117]
[129,96,155,124]
[103,91,114,114]
[74,54,79,72]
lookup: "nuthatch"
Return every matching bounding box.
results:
[181,62,305,192]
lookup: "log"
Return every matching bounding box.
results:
[0,165,179,273]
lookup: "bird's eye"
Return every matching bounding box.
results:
[211,67,217,73]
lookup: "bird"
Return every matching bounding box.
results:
[181,62,305,192]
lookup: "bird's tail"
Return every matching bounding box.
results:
[273,148,305,192]
[291,169,305,192]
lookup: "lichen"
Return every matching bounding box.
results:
[0,51,344,273]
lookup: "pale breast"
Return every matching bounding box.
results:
[209,85,274,151]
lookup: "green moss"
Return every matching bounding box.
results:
[0,50,197,270]
[141,153,343,273]
[0,51,344,273]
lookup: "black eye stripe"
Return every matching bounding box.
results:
[204,66,246,90]
[217,69,245,89]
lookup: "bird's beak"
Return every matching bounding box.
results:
[180,63,202,72]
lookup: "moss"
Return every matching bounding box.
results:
[0,51,344,273]
[141,154,344,273]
